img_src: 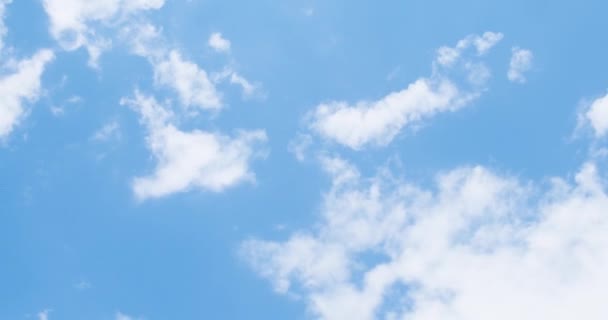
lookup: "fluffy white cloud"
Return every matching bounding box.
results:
[122,92,267,200]
[0,49,55,140]
[208,32,231,53]
[309,79,468,149]
[243,155,608,320]
[154,50,222,110]
[508,47,533,83]
[585,92,608,138]
[307,32,502,150]
[120,24,266,200]
[42,0,165,66]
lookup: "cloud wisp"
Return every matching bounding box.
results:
[305,32,503,150]
[0,50,55,140]
[508,47,534,83]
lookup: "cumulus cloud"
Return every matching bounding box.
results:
[307,32,503,150]
[42,0,165,66]
[584,92,608,138]
[508,47,533,83]
[154,50,222,110]
[0,49,55,140]
[119,24,266,200]
[208,32,231,53]
[242,155,608,320]
[122,91,267,200]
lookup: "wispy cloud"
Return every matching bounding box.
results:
[0,50,55,141]
[508,47,534,83]
[306,32,503,150]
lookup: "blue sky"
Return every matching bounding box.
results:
[2,1,608,319]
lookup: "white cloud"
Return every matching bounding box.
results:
[91,120,121,142]
[243,155,608,320]
[309,79,468,150]
[37,309,50,320]
[49,95,82,117]
[124,23,260,107]
[0,0,11,52]
[288,133,313,162]
[230,72,257,97]
[154,50,222,110]
[122,91,267,200]
[123,24,222,110]
[122,22,165,59]
[0,49,55,140]
[116,312,140,320]
[212,67,260,98]
[585,92,608,138]
[74,280,92,290]
[307,32,502,150]
[120,24,266,200]
[50,105,64,116]
[208,32,231,53]
[42,0,165,66]
[508,47,533,83]
[436,32,503,67]
[472,32,504,55]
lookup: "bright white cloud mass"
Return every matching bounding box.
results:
[122,92,267,200]
[585,92,608,138]
[115,21,264,200]
[4,1,608,319]
[243,154,608,320]
[42,0,165,65]
[153,50,222,110]
[0,50,54,140]
[307,32,502,150]
[1,1,55,140]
